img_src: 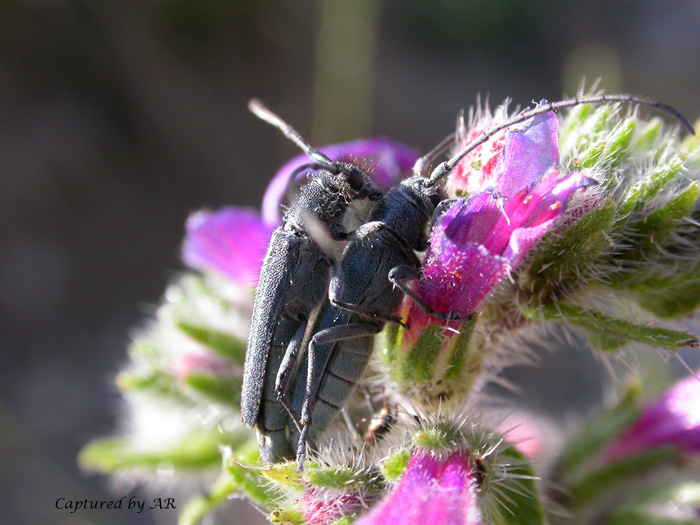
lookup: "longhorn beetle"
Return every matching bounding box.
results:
[241,99,382,463]
[287,94,694,468]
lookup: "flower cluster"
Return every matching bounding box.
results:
[80,98,700,525]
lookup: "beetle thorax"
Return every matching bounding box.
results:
[284,171,351,235]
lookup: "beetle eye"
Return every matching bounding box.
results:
[345,168,365,191]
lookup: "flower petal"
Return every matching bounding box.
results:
[261,137,420,226]
[495,109,560,197]
[182,207,273,286]
[498,168,594,262]
[603,375,700,461]
[356,451,481,525]
[421,241,511,318]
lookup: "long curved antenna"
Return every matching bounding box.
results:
[427,93,696,187]
[249,98,339,172]
[413,131,455,177]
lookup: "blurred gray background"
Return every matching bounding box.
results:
[2,1,700,524]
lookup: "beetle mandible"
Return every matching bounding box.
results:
[241,99,382,463]
[287,93,695,468]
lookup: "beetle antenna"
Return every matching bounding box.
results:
[249,98,340,173]
[427,93,696,187]
[413,131,455,177]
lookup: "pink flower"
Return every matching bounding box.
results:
[182,207,274,287]
[450,108,559,198]
[449,115,507,197]
[407,110,593,327]
[356,451,482,525]
[603,375,700,462]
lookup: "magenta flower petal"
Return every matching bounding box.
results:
[182,207,273,286]
[417,168,590,317]
[495,110,560,197]
[356,451,481,525]
[420,229,511,317]
[498,168,594,263]
[603,375,700,462]
[261,137,420,226]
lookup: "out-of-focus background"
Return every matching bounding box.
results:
[2,2,699,524]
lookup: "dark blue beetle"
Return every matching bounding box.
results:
[283,94,695,468]
[241,100,381,463]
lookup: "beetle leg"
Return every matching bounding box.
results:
[330,298,407,327]
[388,265,472,322]
[296,322,383,470]
[326,266,406,327]
[275,319,307,433]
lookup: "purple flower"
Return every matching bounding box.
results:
[182,207,274,287]
[492,111,560,197]
[356,450,481,525]
[261,137,420,226]
[407,111,592,326]
[602,375,700,462]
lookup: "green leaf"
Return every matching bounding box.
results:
[608,512,700,525]
[634,276,700,319]
[184,372,242,407]
[305,465,383,492]
[180,464,267,525]
[522,303,698,351]
[116,369,188,403]
[577,106,614,169]
[608,479,700,525]
[580,140,606,169]
[444,314,478,381]
[79,429,249,473]
[520,200,616,301]
[566,446,677,507]
[380,322,402,366]
[412,424,462,451]
[491,447,546,525]
[269,508,305,524]
[560,102,593,143]
[585,332,628,352]
[381,449,411,482]
[402,323,444,382]
[176,321,247,366]
[128,339,164,362]
[680,127,700,158]
[618,155,685,217]
[619,182,700,264]
[224,443,271,506]
[605,117,636,167]
[261,461,304,491]
[557,381,643,482]
[632,118,663,151]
